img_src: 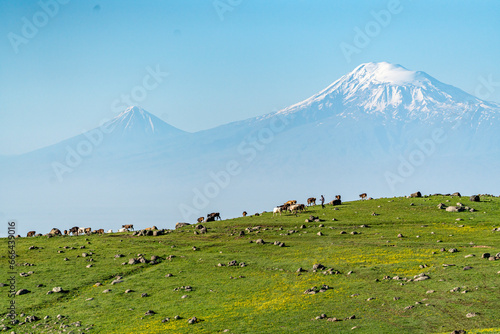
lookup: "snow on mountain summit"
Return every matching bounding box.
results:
[350,62,426,86]
[272,61,498,124]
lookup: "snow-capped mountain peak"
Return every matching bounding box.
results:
[272,61,497,123]
[104,106,186,138]
[113,106,160,134]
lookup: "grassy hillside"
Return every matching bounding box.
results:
[1,195,499,333]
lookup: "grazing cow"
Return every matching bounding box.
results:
[359,193,367,200]
[197,217,204,223]
[78,227,85,235]
[307,197,316,206]
[410,191,422,198]
[145,226,158,231]
[288,204,299,214]
[96,229,104,235]
[289,204,305,214]
[26,231,36,237]
[68,226,79,236]
[242,211,247,217]
[273,206,282,216]
[207,212,221,221]
[282,203,292,212]
[122,224,134,231]
[49,228,62,236]
[335,195,341,200]
[84,227,92,234]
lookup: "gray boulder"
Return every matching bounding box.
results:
[175,222,191,229]
[446,206,464,212]
[16,289,30,295]
[470,195,480,202]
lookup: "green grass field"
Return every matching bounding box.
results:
[1,195,499,333]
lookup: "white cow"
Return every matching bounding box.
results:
[78,228,85,234]
[107,229,113,233]
[118,228,128,233]
[273,206,282,216]
[288,204,301,214]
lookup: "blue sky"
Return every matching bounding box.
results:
[1,0,499,154]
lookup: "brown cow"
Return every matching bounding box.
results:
[69,226,79,236]
[122,224,134,231]
[26,231,36,237]
[197,217,204,223]
[207,212,221,221]
[242,211,247,217]
[285,200,297,206]
[307,197,316,206]
[96,229,104,235]
[359,193,367,200]
[84,227,92,234]
[282,202,291,210]
[145,226,158,231]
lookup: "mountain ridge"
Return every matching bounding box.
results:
[5,62,500,158]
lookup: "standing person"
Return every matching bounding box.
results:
[320,195,325,208]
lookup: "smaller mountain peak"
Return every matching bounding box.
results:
[105,106,186,138]
[118,105,147,117]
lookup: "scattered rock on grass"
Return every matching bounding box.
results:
[16,289,30,295]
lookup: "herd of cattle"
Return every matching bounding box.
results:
[21,191,488,238]
[20,195,355,238]
[272,194,346,216]
[25,224,136,238]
